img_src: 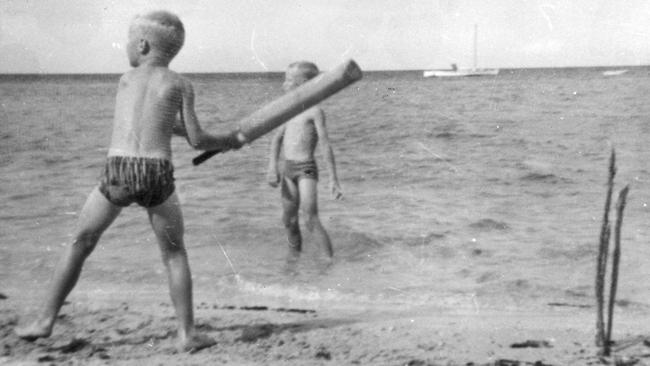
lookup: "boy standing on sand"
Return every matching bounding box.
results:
[267,61,343,260]
[15,10,244,352]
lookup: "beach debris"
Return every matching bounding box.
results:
[37,354,57,362]
[314,347,331,360]
[595,149,630,357]
[596,355,642,366]
[236,324,275,343]
[478,360,554,366]
[275,307,316,314]
[614,356,640,366]
[510,340,553,348]
[404,358,433,366]
[405,359,428,366]
[86,345,110,360]
[47,337,89,353]
[493,360,521,366]
[240,306,268,311]
[610,336,650,353]
[547,302,591,309]
[210,303,315,314]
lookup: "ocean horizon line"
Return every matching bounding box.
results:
[0,64,646,77]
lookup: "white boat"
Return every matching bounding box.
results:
[602,69,628,76]
[423,25,499,78]
[423,67,499,78]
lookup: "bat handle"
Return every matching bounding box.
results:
[192,149,223,165]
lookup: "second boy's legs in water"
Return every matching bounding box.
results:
[281,176,334,259]
[16,189,215,351]
[281,177,301,258]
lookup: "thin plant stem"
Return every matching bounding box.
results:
[596,149,616,348]
[604,185,629,356]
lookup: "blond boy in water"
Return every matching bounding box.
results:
[15,10,245,352]
[267,62,343,260]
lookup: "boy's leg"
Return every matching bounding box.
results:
[281,177,301,257]
[16,187,122,339]
[298,178,333,258]
[146,192,214,352]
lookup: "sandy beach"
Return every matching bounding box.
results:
[1,286,649,365]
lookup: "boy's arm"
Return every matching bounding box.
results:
[172,115,188,137]
[179,78,245,151]
[266,126,285,187]
[314,108,343,200]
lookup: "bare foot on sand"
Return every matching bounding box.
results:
[179,333,216,353]
[14,320,53,341]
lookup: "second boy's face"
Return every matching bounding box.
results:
[282,69,308,91]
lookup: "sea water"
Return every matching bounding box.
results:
[2,68,650,312]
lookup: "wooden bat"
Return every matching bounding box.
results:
[192,59,362,166]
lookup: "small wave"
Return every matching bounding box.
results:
[434,132,456,140]
[519,172,571,184]
[520,172,555,181]
[467,133,491,139]
[7,192,39,201]
[334,231,385,262]
[538,243,595,261]
[404,232,447,247]
[0,212,52,221]
[0,157,12,168]
[234,276,367,304]
[476,271,502,284]
[469,218,510,231]
[565,286,590,299]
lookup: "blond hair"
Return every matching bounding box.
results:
[287,61,320,80]
[132,10,185,58]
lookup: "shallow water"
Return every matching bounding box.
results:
[2,67,650,311]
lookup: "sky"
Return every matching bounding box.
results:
[1,0,650,73]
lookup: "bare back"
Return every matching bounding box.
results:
[108,66,183,160]
[282,107,322,162]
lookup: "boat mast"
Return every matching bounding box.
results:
[473,24,478,70]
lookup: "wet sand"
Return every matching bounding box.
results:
[1,289,649,365]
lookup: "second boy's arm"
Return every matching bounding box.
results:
[179,78,244,151]
[266,126,285,187]
[314,109,343,200]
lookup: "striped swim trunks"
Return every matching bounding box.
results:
[98,156,175,208]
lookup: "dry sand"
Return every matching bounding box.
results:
[1,288,649,366]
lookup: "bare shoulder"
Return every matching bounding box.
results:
[155,68,188,90]
[171,72,194,96]
[118,70,134,86]
[307,106,325,120]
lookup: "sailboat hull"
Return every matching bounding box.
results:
[424,24,498,78]
[602,69,627,76]
[423,69,499,78]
